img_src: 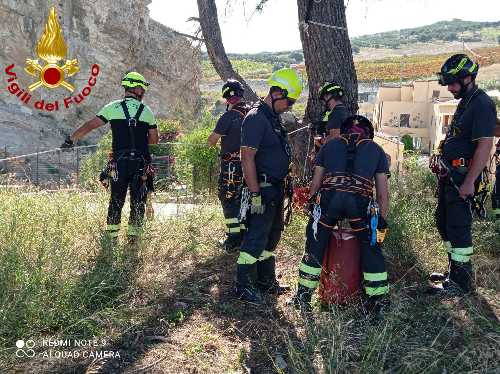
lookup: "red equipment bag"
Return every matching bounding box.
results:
[318,226,364,305]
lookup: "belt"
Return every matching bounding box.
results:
[448,158,472,167]
[259,173,281,184]
[259,182,274,187]
[120,156,143,161]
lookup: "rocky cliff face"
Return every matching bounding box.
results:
[0,0,200,149]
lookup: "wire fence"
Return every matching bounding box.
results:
[0,144,218,194]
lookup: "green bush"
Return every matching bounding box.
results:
[401,134,414,151]
[174,112,220,193]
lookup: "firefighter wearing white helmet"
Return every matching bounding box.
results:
[236,68,302,302]
[60,72,159,244]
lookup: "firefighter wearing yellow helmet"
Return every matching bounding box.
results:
[236,68,302,302]
[60,72,159,244]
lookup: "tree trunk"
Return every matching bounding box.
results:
[290,0,358,184]
[197,0,259,103]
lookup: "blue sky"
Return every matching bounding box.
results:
[150,0,500,53]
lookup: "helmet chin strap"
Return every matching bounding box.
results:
[457,79,472,99]
[126,87,143,101]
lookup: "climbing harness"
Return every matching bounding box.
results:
[238,186,251,223]
[429,152,490,220]
[220,151,242,199]
[283,172,295,227]
[428,87,490,219]
[310,190,321,240]
[99,153,118,189]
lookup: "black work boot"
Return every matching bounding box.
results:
[236,264,268,303]
[424,260,471,297]
[286,285,313,311]
[256,256,290,295]
[450,260,472,295]
[429,253,451,283]
[364,296,391,316]
[219,233,242,252]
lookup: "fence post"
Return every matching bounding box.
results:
[3,146,6,177]
[58,150,61,190]
[36,147,39,185]
[76,147,80,186]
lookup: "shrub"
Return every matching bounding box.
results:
[401,134,414,151]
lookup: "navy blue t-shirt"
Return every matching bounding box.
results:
[327,104,349,132]
[442,86,496,161]
[315,134,390,181]
[241,102,290,181]
[213,102,248,155]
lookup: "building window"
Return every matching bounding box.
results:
[413,137,422,150]
[400,114,409,127]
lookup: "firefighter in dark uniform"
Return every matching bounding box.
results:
[314,81,349,148]
[236,68,302,302]
[490,117,500,231]
[60,72,159,241]
[426,54,496,296]
[291,115,390,314]
[207,80,250,251]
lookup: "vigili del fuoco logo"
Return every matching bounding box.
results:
[4,6,100,111]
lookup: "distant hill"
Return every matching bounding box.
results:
[201,19,500,65]
[200,20,500,84]
[350,20,500,50]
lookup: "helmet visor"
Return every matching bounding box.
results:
[437,73,460,86]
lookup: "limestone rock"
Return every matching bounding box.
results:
[0,0,200,149]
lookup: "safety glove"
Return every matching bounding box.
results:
[376,216,388,243]
[60,135,74,151]
[250,191,265,214]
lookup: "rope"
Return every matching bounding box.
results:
[300,20,348,32]
[464,42,492,59]
[287,124,310,135]
[0,142,209,162]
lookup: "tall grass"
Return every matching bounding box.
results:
[283,159,500,373]
[0,187,224,370]
[1,160,499,373]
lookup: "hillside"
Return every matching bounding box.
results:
[201,20,500,84]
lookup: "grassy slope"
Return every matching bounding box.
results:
[1,163,499,373]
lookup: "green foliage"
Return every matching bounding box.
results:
[174,112,219,192]
[201,60,273,79]
[480,79,500,91]
[350,20,500,49]
[401,134,414,151]
[351,44,360,53]
[79,131,112,191]
[492,97,500,113]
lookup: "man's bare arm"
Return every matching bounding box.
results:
[207,132,222,147]
[374,173,389,216]
[241,146,259,192]
[69,116,106,142]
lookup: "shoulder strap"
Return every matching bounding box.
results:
[445,87,479,140]
[120,100,145,154]
[345,133,360,176]
[258,100,292,165]
[230,103,250,117]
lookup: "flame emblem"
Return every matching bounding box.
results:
[23,7,80,92]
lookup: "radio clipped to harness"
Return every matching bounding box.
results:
[365,200,388,245]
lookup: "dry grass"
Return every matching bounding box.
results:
[1,167,500,373]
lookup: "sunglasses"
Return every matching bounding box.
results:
[286,98,296,106]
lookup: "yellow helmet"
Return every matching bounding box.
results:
[121,72,149,91]
[268,68,302,99]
